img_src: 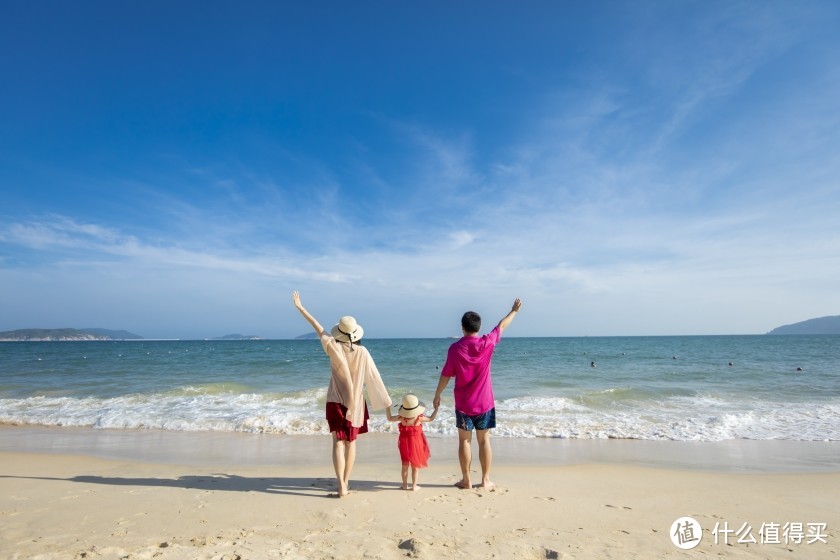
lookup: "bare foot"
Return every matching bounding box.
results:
[411,485,421,491]
[481,481,496,491]
[454,480,471,489]
[401,483,409,491]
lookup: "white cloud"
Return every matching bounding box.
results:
[447,230,475,250]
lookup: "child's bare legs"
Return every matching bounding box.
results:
[410,466,421,491]
[401,462,422,491]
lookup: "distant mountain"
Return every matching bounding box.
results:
[81,328,143,340]
[295,332,319,339]
[0,328,143,341]
[768,315,840,335]
[212,334,264,340]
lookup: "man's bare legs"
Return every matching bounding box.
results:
[456,428,494,489]
[476,428,494,489]
[456,428,473,489]
[331,433,356,497]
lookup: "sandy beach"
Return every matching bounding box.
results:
[1,428,838,559]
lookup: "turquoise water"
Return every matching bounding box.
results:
[1,335,838,441]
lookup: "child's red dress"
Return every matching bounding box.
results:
[398,415,431,468]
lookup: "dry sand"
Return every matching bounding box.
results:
[1,428,838,559]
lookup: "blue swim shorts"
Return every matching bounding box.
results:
[455,408,496,431]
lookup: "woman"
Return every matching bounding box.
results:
[292,291,392,497]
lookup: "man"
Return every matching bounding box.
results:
[433,298,523,490]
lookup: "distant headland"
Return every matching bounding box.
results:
[0,328,144,341]
[768,315,840,335]
[295,332,319,340]
[210,334,264,340]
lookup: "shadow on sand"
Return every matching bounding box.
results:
[1,473,455,498]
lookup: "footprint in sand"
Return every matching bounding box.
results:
[277,542,303,556]
[82,546,131,558]
[478,485,507,495]
[424,491,463,504]
[111,517,134,537]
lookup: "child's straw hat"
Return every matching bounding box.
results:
[398,394,425,418]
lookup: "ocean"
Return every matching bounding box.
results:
[1,335,838,442]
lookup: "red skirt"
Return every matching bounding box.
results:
[398,424,430,468]
[325,401,369,442]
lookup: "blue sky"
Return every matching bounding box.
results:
[1,1,839,339]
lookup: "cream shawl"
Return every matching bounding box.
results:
[320,333,392,427]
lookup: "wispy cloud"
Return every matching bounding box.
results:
[0,215,345,283]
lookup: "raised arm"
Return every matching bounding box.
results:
[497,298,523,332]
[292,291,325,335]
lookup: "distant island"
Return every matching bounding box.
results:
[295,332,319,340]
[768,315,840,335]
[211,334,264,340]
[0,328,143,341]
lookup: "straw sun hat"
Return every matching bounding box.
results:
[398,394,426,418]
[330,316,364,343]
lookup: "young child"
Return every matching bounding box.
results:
[385,393,438,491]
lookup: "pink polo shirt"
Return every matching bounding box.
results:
[441,326,501,416]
